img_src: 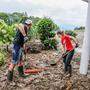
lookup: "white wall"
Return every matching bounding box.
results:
[80,1,90,74]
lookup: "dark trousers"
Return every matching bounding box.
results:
[63,50,74,73]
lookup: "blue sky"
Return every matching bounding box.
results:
[0,0,88,29]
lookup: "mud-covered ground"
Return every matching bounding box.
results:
[0,49,90,90]
[0,30,90,90]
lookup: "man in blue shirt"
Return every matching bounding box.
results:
[7,19,32,81]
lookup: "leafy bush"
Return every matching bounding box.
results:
[65,30,77,37]
[44,39,57,49]
[28,26,39,39]
[0,20,15,44]
[36,18,58,49]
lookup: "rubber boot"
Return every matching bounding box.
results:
[7,70,13,81]
[64,64,68,74]
[18,66,26,78]
[68,65,72,77]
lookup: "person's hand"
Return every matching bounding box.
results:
[24,36,28,43]
[62,53,67,58]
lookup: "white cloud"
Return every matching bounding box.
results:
[4,0,11,2]
[0,0,88,26]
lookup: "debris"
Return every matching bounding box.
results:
[0,50,89,90]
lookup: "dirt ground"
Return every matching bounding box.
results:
[0,30,90,90]
[0,49,90,90]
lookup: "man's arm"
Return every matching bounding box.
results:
[16,24,29,43]
[59,43,66,54]
[62,44,66,53]
[16,23,26,37]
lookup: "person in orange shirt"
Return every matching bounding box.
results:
[57,31,78,77]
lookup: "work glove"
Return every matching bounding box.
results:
[24,36,28,43]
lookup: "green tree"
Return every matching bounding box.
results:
[0,12,9,24]
[65,30,77,37]
[0,19,15,44]
[36,17,58,49]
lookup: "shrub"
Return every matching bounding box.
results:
[0,20,15,44]
[65,30,77,37]
[36,18,58,49]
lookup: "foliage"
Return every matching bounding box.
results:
[0,12,9,24]
[0,12,28,25]
[29,16,41,25]
[74,26,85,30]
[65,30,77,37]
[43,39,57,49]
[36,17,58,49]
[0,20,15,44]
[0,12,42,40]
[0,12,59,45]
[0,52,5,66]
[28,27,39,39]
